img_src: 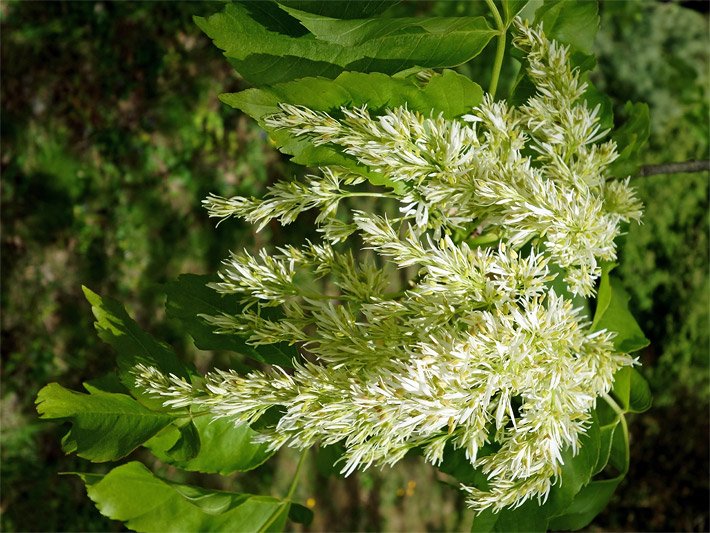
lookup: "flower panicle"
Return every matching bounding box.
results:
[141,19,645,514]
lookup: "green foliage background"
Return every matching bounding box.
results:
[1,1,707,531]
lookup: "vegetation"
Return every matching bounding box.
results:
[1,1,707,531]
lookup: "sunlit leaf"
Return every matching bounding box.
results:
[83,286,194,408]
[502,0,530,24]
[534,0,599,54]
[145,416,273,475]
[36,383,172,462]
[77,462,292,532]
[195,3,495,85]
[281,5,495,51]
[221,69,482,187]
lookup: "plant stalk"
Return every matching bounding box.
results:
[485,0,507,99]
[286,451,308,501]
[602,393,630,472]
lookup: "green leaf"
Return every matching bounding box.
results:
[509,68,537,106]
[281,6,495,50]
[421,69,486,119]
[502,0,530,24]
[611,367,632,409]
[84,372,130,394]
[165,274,296,368]
[195,3,495,85]
[36,383,172,462]
[82,286,193,407]
[221,69,482,187]
[548,476,623,531]
[534,0,599,54]
[288,503,314,525]
[591,271,649,353]
[544,413,602,515]
[608,101,650,178]
[78,462,291,532]
[145,416,273,475]
[221,69,483,120]
[591,262,616,330]
[510,1,600,107]
[437,443,494,487]
[491,500,549,532]
[277,1,397,20]
[470,508,499,532]
[628,368,652,413]
[582,79,614,132]
[163,420,201,463]
[607,417,629,474]
[594,420,618,476]
[314,442,346,478]
[551,410,628,531]
[611,367,652,414]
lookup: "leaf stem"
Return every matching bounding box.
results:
[602,393,630,472]
[286,450,307,501]
[485,0,507,99]
[601,392,624,418]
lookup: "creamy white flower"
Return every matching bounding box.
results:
[135,19,643,514]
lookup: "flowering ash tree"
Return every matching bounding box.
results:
[36,1,652,532]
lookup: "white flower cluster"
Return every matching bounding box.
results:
[136,21,641,512]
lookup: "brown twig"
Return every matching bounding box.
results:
[637,159,710,177]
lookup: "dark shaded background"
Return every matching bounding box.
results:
[1,1,708,531]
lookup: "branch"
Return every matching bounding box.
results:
[637,159,710,177]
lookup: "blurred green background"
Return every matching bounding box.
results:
[1,1,707,531]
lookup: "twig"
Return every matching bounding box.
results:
[637,159,710,177]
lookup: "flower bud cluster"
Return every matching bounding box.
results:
[137,21,641,512]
